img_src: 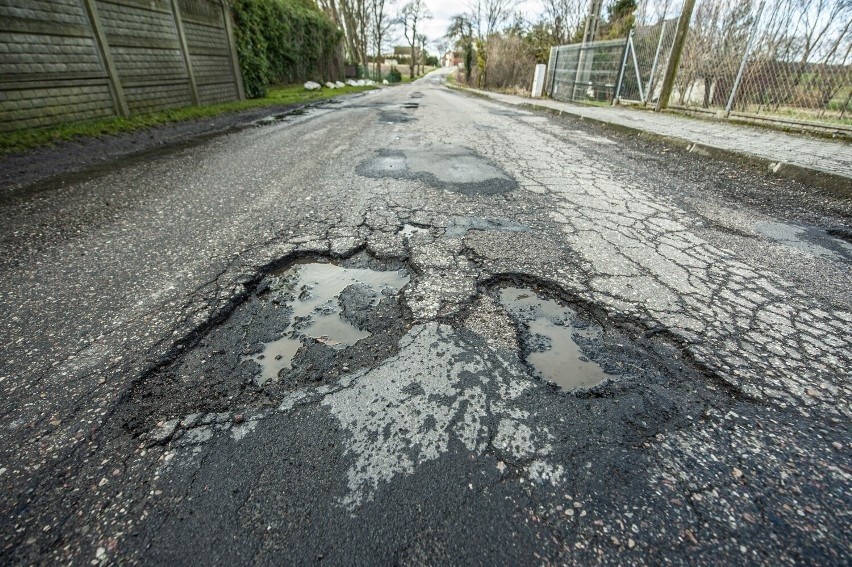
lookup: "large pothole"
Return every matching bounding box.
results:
[120,252,412,434]
[493,285,622,391]
[481,278,710,396]
[356,146,518,196]
[498,286,615,390]
[246,260,409,386]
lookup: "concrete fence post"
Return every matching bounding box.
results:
[222,0,246,101]
[171,0,200,106]
[655,0,696,112]
[531,64,547,98]
[82,0,129,117]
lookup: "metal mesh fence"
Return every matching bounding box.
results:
[672,0,852,127]
[617,18,679,104]
[545,20,677,106]
[544,0,850,129]
[546,39,627,104]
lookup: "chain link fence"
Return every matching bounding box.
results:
[544,0,851,130]
[670,0,852,128]
[617,18,679,104]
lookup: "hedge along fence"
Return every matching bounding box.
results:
[231,0,343,98]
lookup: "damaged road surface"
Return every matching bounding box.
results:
[1,68,850,565]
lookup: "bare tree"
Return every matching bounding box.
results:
[417,33,427,74]
[316,0,369,67]
[635,0,678,26]
[447,14,475,82]
[371,0,396,77]
[540,0,585,44]
[470,0,518,39]
[675,0,752,106]
[401,0,431,78]
[469,0,518,86]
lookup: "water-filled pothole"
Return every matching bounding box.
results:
[826,228,852,244]
[246,261,409,385]
[399,224,431,238]
[119,252,412,432]
[498,287,616,390]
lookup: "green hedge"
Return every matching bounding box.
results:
[231,0,343,98]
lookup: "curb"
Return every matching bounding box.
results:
[448,85,851,198]
[522,102,852,198]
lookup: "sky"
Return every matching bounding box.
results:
[405,0,547,51]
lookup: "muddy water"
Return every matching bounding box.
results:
[499,287,613,390]
[248,262,409,385]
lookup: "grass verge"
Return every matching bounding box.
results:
[1,84,377,154]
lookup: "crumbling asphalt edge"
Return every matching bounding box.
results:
[445,83,851,198]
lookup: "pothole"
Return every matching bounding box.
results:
[399,224,431,238]
[379,110,414,124]
[826,227,852,245]
[253,107,308,125]
[497,286,618,391]
[356,146,518,196]
[401,103,419,109]
[246,261,409,386]
[120,252,412,433]
[755,221,852,259]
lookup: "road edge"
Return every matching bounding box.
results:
[445,83,851,198]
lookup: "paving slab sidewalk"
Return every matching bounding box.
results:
[465,89,852,194]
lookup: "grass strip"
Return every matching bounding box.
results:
[1,84,377,154]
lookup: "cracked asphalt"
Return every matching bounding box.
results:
[1,68,850,565]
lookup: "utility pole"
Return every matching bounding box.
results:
[654,0,696,112]
[580,0,603,45]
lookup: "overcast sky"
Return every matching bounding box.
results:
[396,0,547,51]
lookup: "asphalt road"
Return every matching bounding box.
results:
[1,68,850,565]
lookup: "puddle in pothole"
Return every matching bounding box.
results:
[399,224,431,238]
[246,261,409,385]
[499,287,614,390]
[826,228,852,244]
